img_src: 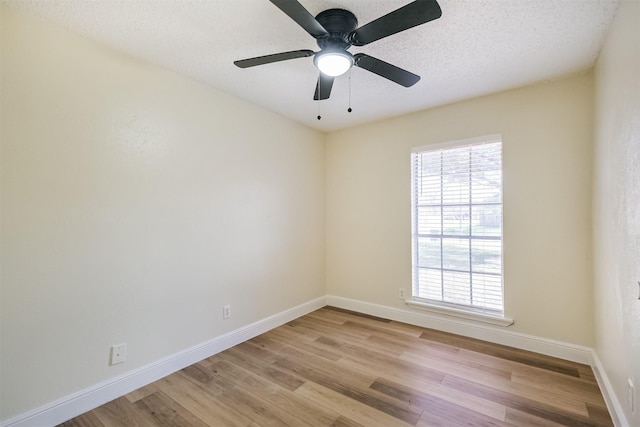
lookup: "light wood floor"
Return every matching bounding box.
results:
[60,307,613,426]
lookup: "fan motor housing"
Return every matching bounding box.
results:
[315,9,358,50]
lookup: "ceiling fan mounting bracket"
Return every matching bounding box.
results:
[315,9,358,50]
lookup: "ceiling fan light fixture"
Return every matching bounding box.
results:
[314,50,353,77]
[234,1,443,100]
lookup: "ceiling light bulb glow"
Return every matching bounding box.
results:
[315,51,353,77]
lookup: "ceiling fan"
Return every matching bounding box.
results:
[234,0,442,101]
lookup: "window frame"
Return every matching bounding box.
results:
[410,134,511,325]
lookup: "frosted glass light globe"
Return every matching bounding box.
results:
[315,51,353,77]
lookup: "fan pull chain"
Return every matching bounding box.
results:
[348,70,353,113]
[317,78,322,120]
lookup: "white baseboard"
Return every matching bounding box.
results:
[3,294,628,427]
[590,351,630,427]
[0,296,327,427]
[326,295,593,363]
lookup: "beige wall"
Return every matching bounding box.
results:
[0,7,325,420]
[326,73,595,346]
[594,0,640,425]
[3,1,633,424]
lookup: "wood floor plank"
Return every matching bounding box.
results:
[400,348,513,385]
[289,316,372,343]
[505,407,567,427]
[586,404,616,426]
[221,384,316,426]
[578,364,599,381]
[442,374,612,426]
[265,329,345,361]
[92,396,158,427]
[417,402,510,427]
[323,306,392,323]
[338,348,446,385]
[370,376,507,422]
[134,391,209,427]
[271,346,423,424]
[342,320,421,342]
[273,321,325,341]
[208,358,340,427]
[366,331,460,359]
[59,411,104,427]
[511,364,609,408]
[295,382,413,427]
[124,382,160,404]
[154,371,254,427]
[203,346,306,392]
[59,307,613,427]
[337,353,509,421]
[330,415,366,427]
[419,328,582,377]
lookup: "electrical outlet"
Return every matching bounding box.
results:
[399,288,405,299]
[223,305,231,319]
[110,343,127,365]
[628,378,635,414]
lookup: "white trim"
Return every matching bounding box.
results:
[591,351,630,427]
[411,133,502,153]
[405,299,514,327]
[326,295,592,364]
[0,296,327,427]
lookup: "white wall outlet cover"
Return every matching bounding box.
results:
[110,343,127,365]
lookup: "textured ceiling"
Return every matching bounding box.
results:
[3,0,619,132]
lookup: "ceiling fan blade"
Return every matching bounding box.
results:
[354,53,420,87]
[313,73,334,100]
[350,0,442,46]
[270,0,328,38]
[234,49,314,68]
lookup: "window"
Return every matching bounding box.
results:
[411,135,504,316]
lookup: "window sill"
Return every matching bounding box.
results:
[405,299,514,327]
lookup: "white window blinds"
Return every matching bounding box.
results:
[411,136,503,313]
